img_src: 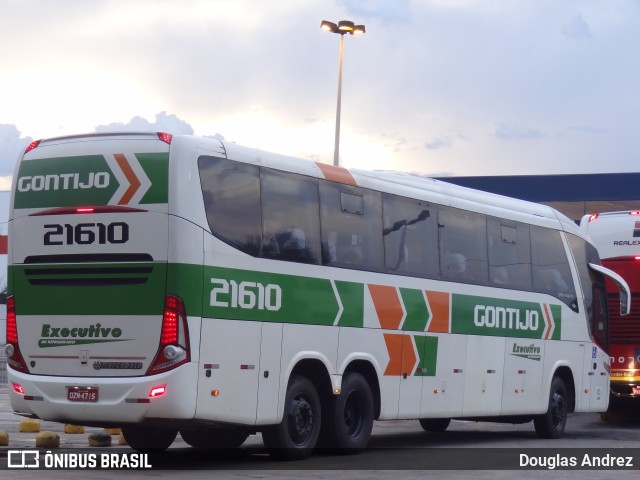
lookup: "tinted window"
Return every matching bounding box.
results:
[261,169,321,264]
[320,181,383,271]
[199,156,261,256]
[382,194,439,277]
[487,218,532,290]
[438,207,488,284]
[530,226,577,310]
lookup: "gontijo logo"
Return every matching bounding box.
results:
[451,294,561,340]
[17,172,110,192]
[473,304,539,331]
[14,152,168,209]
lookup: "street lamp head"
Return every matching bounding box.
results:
[320,20,338,33]
[320,19,365,36]
[338,20,355,32]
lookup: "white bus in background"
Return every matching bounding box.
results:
[5,133,630,459]
[580,211,640,408]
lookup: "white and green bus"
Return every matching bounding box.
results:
[5,132,630,458]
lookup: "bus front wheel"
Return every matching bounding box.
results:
[262,374,321,460]
[534,376,568,439]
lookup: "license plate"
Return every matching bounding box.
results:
[67,386,98,403]
[632,386,640,396]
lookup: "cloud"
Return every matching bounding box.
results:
[425,137,452,150]
[0,124,31,182]
[0,113,199,191]
[494,123,544,141]
[95,112,194,135]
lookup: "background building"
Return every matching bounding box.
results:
[435,173,640,222]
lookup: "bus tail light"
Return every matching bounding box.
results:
[12,383,25,395]
[157,132,172,144]
[5,296,30,373]
[146,295,190,375]
[24,140,41,153]
[149,385,167,398]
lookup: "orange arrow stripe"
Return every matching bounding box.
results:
[383,333,404,376]
[425,291,450,333]
[369,284,404,330]
[383,333,418,377]
[114,153,141,205]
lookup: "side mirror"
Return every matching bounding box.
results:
[589,263,631,316]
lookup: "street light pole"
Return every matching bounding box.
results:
[334,33,344,166]
[320,20,366,167]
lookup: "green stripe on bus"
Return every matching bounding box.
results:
[204,266,364,327]
[137,153,169,204]
[413,335,438,377]
[10,263,166,315]
[400,288,430,331]
[335,280,364,328]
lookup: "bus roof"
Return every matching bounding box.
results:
[221,138,580,235]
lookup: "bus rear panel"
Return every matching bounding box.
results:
[7,132,196,425]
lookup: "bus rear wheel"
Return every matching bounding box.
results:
[534,376,568,439]
[262,374,321,460]
[122,425,177,451]
[322,372,374,454]
[180,427,250,448]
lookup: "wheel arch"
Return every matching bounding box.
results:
[552,365,576,413]
[343,359,381,420]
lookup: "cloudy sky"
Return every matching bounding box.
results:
[1,0,639,191]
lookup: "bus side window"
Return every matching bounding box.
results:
[487,218,533,290]
[198,156,261,256]
[438,206,488,285]
[531,226,577,311]
[319,181,383,272]
[382,193,439,278]
[260,169,321,265]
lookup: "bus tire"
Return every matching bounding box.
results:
[121,425,177,451]
[534,376,568,439]
[262,374,321,460]
[180,427,250,448]
[419,418,451,432]
[325,372,374,454]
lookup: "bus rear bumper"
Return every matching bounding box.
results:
[7,363,198,426]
